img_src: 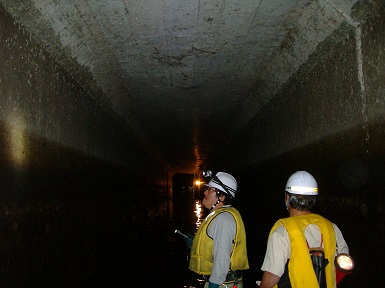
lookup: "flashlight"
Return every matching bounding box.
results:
[174,229,188,239]
[335,253,354,284]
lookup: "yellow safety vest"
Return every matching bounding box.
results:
[189,207,249,274]
[269,213,336,288]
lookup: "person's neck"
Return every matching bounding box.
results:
[211,202,224,211]
[290,209,311,217]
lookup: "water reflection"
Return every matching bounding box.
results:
[194,200,203,229]
[190,200,206,287]
[129,192,209,288]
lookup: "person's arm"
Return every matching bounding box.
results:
[208,212,236,285]
[259,271,280,288]
[333,223,349,254]
[259,225,289,288]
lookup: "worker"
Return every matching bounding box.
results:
[189,171,249,288]
[258,171,349,288]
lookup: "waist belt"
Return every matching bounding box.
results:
[204,270,243,283]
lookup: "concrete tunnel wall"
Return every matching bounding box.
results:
[0,3,170,198]
[215,1,384,286]
[0,5,162,173]
[220,0,384,170]
[0,4,171,286]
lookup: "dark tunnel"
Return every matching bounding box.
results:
[0,0,384,287]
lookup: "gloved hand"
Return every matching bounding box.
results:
[208,281,219,288]
[185,234,194,249]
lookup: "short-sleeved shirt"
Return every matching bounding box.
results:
[261,223,349,277]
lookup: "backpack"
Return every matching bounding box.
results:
[278,235,329,288]
[308,235,329,288]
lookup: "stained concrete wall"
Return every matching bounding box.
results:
[222,0,383,169]
[0,6,160,172]
[0,2,171,207]
[219,1,384,286]
[0,5,170,286]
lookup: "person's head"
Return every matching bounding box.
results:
[285,171,318,212]
[202,172,237,210]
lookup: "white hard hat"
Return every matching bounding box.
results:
[205,172,237,197]
[285,171,318,195]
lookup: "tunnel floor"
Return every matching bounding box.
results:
[128,193,361,288]
[19,187,368,288]
[131,208,202,288]
[130,197,206,288]
[128,193,260,288]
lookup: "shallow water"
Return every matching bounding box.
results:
[129,193,360,288]
[131,198,205,287]
[129,195,262,288]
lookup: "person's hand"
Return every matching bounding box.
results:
[185,234,194,249]
[208,281,219,288]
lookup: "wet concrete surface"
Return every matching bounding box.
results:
[130,196,260,288]
[131,199,206,288]
[129,193,364,288]
[0,192,363,288]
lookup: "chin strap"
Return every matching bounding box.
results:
[211,198,221,210]
[211,188,227,210]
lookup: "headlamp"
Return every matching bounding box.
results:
[202,170,213,178]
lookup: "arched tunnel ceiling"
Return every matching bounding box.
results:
[1,0,361,174]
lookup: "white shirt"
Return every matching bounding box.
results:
[261,223,349,277]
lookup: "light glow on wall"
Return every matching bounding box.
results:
[8,114,27,167]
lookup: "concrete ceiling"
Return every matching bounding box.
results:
[1,0,361,174]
